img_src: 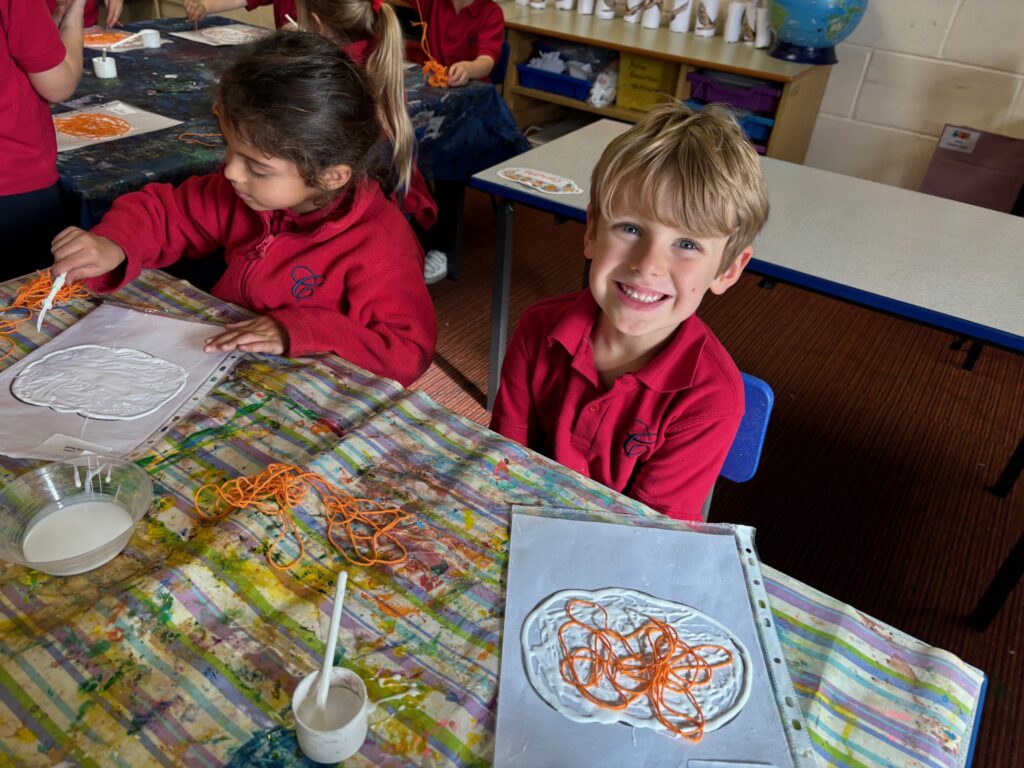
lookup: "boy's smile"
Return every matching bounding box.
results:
[584,204,751,351]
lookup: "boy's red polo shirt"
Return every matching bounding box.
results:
[416,0,503,76]
[0,0,66,196]
[490,290,743,521]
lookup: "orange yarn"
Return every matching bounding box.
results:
[0,271,88,362]
[557,599,735,741]
[413,1,449,87]
[177,132,222,148]
[194,463,412,571]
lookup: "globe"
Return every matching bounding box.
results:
[767,0,868,65]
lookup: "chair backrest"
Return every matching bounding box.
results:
[490,40,511,87]
[720,372,774,483]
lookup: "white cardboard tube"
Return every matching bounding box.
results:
[624,0,642,23]
[578,0,595,12]
[695,0,718,36]
[724,1,744,43]
[642,3,661,28]
[597,0,615,18]
[669,0,691,32]
[140,29,160,48]
[92,55,117,78]
[555,0,574,8]
[755,6,771,47]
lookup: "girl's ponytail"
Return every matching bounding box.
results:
[367,3,414,191]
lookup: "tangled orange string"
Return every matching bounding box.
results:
[558,599,734,741]
[413,2,448,87]
[194,463,412,571]
[0,271,89,362]
[177,131,222,148]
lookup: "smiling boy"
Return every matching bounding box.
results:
[490,104,769,521]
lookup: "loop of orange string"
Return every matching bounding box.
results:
[1,271,89,363]
[177,132,222,148]
[194,463,412,571]
[412,2,448,87]
[557,599,734,741]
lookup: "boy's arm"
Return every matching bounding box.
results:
[73,175,228,291]
[629,409,742,522]
[267,236,437,386]
[446,56,494,87]
[446,3,504,86]
[26,0,86,104]
[184,0,247,22]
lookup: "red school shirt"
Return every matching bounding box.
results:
[0,0,66,196]
[88,172,437,386]
[245,0,297,29]
[416,0,503,73]
[490,290,744,522]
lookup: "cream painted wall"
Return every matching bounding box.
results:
[805,0,1024,190]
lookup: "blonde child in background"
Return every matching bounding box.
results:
[51,32,436,386]
[299,0,437,231]
[1,0,86,281]
[491,104,770,521]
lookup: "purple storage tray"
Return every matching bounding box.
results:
[686,72,782,114]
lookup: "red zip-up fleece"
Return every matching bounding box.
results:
[88,172,437,386]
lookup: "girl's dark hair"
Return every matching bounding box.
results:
[216,31,383,203]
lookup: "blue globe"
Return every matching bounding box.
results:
[768,0,868,65]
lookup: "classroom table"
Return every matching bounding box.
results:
[469,119,1024,407]
[54,18,529,227]
[0,270,985,766]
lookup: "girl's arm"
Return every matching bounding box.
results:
[184,0,247,22]
[28,0,87,104]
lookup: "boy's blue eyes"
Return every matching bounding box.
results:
[616,223,701,251]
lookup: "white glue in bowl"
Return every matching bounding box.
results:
[292,668,369,763]
[0,457,153,576]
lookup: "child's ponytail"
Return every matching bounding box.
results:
[367,3,414,191]
[298,0,415,192]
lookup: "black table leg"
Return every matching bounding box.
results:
[966,531,1024,631]
[488,200,514,411]
[991,432,1024,498]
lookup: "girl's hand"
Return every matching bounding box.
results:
[203,316,288,355]
[51,226,126,283]
[184,0,207,22]
[104,0,124,27]
[447,62,471,87]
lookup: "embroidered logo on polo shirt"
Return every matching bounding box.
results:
[290,265,325,301]
[623,419,657,458]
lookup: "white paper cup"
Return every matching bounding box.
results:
[141,29,160,48]
[292,668,368,764]
[92,56,117,79]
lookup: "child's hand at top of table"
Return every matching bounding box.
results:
[446,56,496,88]
[104,0,125,28]
[51,226,126,283]
[203,315,288,356]
[446,61,472,88]
[184,0,208,22]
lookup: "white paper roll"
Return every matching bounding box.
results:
[669,0,691,32]
[578,0,595,13]
[555,0,574,8]
[724,1,744,42]
[695,0,718,37]
[529,0,547,7]
[755,6,771,47]
[642,3,661,28]
[92,55,117,79]
[515,0,529,5]
[597,0,615,18]
[624,0,642,23]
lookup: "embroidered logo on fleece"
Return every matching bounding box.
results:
[623,419,657,458]
[290,265,325,301]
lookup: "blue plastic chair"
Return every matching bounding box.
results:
[490,41,511,88]
[703,372,774,518]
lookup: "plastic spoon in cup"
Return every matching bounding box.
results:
[316,570,348,712]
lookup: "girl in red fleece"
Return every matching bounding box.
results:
[50,31,436,387]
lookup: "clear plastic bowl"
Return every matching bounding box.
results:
[0,457,153,576]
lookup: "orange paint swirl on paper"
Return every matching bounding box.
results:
[54,113,133,140]
[83,31,132,46]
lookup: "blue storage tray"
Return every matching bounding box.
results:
[684,99,775,143]
[517,64,591,102]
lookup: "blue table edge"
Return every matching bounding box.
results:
[470,178,1024,355]
[966,674,986,768]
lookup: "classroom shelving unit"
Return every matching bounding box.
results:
[501,5,831,163]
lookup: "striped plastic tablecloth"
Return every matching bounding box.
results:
[0,271,984,766]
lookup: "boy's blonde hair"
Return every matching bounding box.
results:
[298,0,414,191]
[590,102,769,275]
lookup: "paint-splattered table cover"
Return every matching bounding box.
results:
[0,272,984,766]
[53,19,528,228]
